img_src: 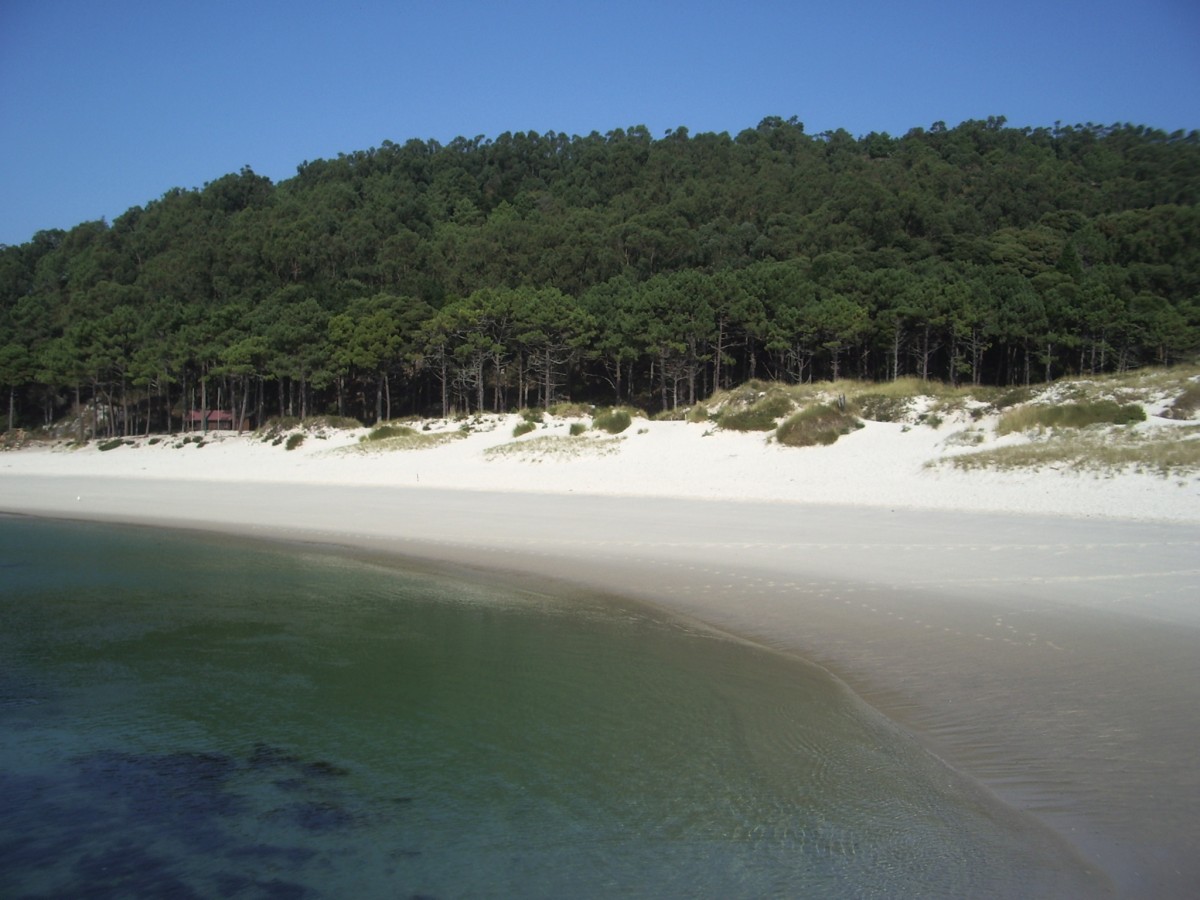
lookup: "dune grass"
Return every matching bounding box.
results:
[717,393,795,431]
[940,426,1200,477]
[485,434,623,461]
[364,424,415,441]
[592,407,634,434]
[775,404,864,447]
[351,424,463,452]
[996,400,1146,435]
[548,401,592,418]
[703,377,991,428]
[1161,382,1200,420]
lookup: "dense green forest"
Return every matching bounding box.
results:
[2,115,1198,435]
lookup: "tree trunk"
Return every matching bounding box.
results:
[201,376,209,435]
[890,321,903,381]
[238,376,251,435]
[714,318,725,390]
[440,357,449,419]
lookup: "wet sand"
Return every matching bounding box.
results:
[4,473,1199,897]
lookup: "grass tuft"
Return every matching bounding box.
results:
[365,424,416,441]
[997,400,1146,435]
[718,393,794,431]
[855,393,911,423]
[485,434,623,461]
[512,420,537,438]
[592,408,633,434]
[548,401,591,418]
[1161,382,1200,421]
[348,425,465,453]
[775,404,864,447]
[940,426,1200,477]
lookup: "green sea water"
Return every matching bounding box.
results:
[0,515,1103,898]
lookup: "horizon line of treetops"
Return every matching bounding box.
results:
[1,115,1197,436]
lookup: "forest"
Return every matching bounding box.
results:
[1,115,1198,436]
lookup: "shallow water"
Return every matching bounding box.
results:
[0,516,1103,897]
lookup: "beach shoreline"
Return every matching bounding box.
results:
[3,419,1199,896]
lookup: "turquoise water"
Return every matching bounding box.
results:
[0,516,1100,898]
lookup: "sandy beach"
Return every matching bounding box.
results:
[3,409,1199,897]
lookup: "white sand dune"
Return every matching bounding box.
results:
[5,409,1198,519]
[3,409,1199,897]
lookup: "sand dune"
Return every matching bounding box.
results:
[3,409,1199,897]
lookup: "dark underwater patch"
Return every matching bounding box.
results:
[2,743,413,897]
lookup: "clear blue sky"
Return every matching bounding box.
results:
[1,0,1197,247]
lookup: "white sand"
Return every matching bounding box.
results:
[3,409,1200,897]
[4,410,1198,520]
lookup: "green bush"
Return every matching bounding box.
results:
[1162,383,1200,420]
[548,401,591,418]
[593,408,633,434]
[97,438,128,451]
[285,433,305,451]
[855,393,910,422]
[979,386,1035,412]
[512,420,537,437]
[569,422,588,436]
[997,400,1147,435]
[718,393,794,431]
[365,424,415,441]
[775,404,864,447]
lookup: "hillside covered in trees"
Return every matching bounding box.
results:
[1,116,1198,435]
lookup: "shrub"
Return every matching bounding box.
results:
[549,401,592,418]
[1161,382,1200,420]
[718,393,794,431]
[997,400,1147,435]
[285,433,305,451]
[97,438,128,451]
[512,420,537,438]
[775,404,864,447]
[365,424,415,441]
[686,405,712,423]
[855,393,911,422]
[964,385,1034,415]
[593,408,633,434]
[569,422,587,436]
[314,415,362,429]
[519,408,544,424]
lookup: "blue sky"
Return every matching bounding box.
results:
[1,0,1197,247]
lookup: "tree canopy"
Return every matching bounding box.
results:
[2,117,1198,434]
